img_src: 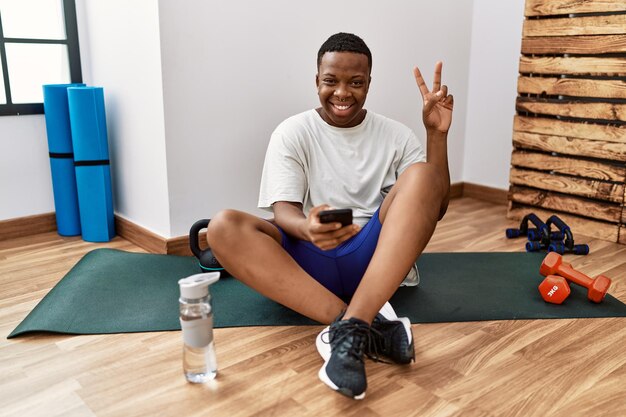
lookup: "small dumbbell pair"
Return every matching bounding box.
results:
[538,252,612,304]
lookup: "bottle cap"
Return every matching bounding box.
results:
[178,272,220,299]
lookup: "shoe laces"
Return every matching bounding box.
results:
[321,321,390,364]
[366,326,391,364]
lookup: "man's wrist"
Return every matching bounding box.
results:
[426,129,448,139]
[296,217,312,242]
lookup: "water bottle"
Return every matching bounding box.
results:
[178,272,220,383]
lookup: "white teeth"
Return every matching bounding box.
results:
[335,104,350,110]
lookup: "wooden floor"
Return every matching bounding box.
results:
[1,197,625,417]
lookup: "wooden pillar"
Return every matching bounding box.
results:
[508,0,626,243]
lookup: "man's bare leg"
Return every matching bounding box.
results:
[207,209,346,324]
[343,162,448,323]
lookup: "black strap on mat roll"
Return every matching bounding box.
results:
[49,152,74,159]
[74,159,110,166]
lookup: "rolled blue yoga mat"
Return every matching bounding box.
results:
[67,87,115,242]
[43,83,86,236]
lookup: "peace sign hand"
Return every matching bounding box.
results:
[413,61,454,134]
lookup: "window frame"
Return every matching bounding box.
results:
[0,0,82,116]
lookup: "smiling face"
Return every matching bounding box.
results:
[316,51,371,128]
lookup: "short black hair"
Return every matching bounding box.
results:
[317,32,372,73]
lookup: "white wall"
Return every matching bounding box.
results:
[463,0,525,189]
[0,0,172,237]
[0,114,53,219]
[158,0,473,237]
[1,0,528,240]
[76,0,171,237]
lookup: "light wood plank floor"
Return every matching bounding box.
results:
[1,197,625,417]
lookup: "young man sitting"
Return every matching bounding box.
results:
[207,32,453,399]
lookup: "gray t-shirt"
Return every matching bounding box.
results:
[258,109,426,226]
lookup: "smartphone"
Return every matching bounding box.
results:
[318,208,353,227]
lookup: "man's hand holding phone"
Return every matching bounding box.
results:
[305,205,360,251]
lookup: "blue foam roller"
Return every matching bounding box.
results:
[67,87,115,242]
[43,83,85,236]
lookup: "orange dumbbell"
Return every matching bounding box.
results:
[539,252,611,303]
[538,275,571,304]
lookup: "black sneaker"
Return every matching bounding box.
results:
[318,316,370,400]
[315,302,414,364]
[369,314,414,364]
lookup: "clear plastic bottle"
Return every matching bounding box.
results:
[178,272,220,383]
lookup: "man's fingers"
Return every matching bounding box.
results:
[440,85,448,98]
[432,61,443,92]
[443,94,454,110]
[314,224,360,250]
[312,204,331,214]
[310,204,331,223]
[413,66,429,98]
[339,224,360,238]
[423,99,433,114]
[313,222,341,234]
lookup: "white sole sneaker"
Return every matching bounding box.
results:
[315,302,400,361]
[378,303,413,347]
[315,327,331,362]
[318,361,366,400]
[400,263,420,287]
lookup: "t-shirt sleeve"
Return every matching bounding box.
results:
[258,131,307,212]
[397,130,426,175]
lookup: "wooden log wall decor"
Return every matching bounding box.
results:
[509,0,626,244]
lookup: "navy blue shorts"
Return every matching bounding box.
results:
[275,208,382,301]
